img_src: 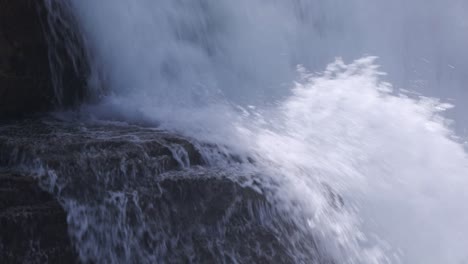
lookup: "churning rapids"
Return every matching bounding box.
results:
[4,0,468,263]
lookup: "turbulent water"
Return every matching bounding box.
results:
[22,0,468,263]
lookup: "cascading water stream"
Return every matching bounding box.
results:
[36,0,468,263]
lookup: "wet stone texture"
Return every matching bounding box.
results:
[0,0,54,118]
[0,119,336,263]
[0,171,78,264]
[0,0,88,119]
[0,1,339,263]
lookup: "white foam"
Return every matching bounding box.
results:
[49,0,468,263]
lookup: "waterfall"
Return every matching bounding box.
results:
[40,0,468,263]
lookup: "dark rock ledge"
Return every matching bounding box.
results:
[0,0,87,261]
[0,171,78,263]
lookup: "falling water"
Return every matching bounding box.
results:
[37,0,468,263]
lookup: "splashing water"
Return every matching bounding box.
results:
[42,0,468,263]
[244,58,468,263]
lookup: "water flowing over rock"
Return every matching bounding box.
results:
[0,119,334,263]
[0,4,335,258]
[3,0,468,263]
[0,171,78,263]
[0,0,88,119]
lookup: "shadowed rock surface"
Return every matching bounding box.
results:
[0,119,335,263]
[0,0,52,118]
[0,0,88,119]
[0,171,78,263]
[0,1,336,261]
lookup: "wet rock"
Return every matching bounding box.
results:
[0,172,78,263]
[0,0,88,119]
[0,0,52,118]
[121,176,317,264]
[0,119,337,263]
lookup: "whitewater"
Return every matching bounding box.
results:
[41,0,468,263]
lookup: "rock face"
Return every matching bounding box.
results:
[0,1,88,261]
[0,0,52,118]
[0,0,88,119]
[0,119,336,263]
[0,172,78,263]
[0,3,338,261]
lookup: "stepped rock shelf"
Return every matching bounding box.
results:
[0,171,78,263]
[0,1,336,263]
[0,119,334,263]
